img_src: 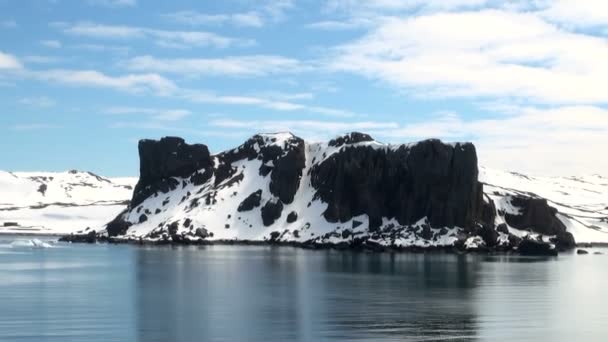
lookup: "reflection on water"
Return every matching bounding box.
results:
[1,236,607,342]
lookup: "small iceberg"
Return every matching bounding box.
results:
[10,238,53,249]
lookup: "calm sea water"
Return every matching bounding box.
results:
[0,235,606,342]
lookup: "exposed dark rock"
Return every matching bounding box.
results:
[37,184,47,196]
[106,209,132,237]
[286,211,298,223]
[132,137,212,207]
[420,224,433,240]
[183,218,192,228]
[496,223,509,234]
[341,229,352,239]
[59,230,97,243]
[268,137,305,204]
[168,222,179,236]
[352,220,363,229]
[505,196,575,249]
[328,132,374,147]
[577,249,589,255]
[237,190,262,212]
[311,139,483,231]
[138,214,148,223]
[261,199,283,226]
[2,222,18,227]
[505,197,563,235]
[518,238,558,256]
[269,231,281,241]
[195,228,209,239]
[478,225,499,247]
[480,195,496,229]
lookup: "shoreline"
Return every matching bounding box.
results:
[58,233,606,254]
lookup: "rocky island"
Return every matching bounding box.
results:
[59,132,591,255]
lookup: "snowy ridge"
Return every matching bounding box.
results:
[0,170,136,235]
[481,167,608,243]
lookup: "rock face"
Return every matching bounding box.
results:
[310,139,483,231]
[85,132,578,252]
[133,137,212,207]
[505,196,575,249]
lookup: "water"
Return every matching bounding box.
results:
[0,236,607,341]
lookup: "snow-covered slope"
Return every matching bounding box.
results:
[0,170,136,235]
[481,167,608,243]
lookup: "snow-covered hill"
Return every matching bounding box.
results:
[63,132,606,251]
[0,170,136,235]
[480,168,608,244]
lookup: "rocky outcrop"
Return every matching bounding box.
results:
[505,196,574,249]
[64,132,581,253]
[132,137,212,207]
[518,238,558,256]
[310,139,483,231]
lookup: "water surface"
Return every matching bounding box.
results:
[0,235,606,341]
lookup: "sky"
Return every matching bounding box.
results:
[1,0,607,177]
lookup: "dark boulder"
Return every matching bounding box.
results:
[311,138,483,231]
[286,211,298,223]
[261,199,283,226]
[577,249,589,255]
[518,238,558,256]
[237,190,263,212]
[138,214,148,224]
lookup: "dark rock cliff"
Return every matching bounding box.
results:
[310,139,484,231]
[132,137,212,207]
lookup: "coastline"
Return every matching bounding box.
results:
[58,233,602,255]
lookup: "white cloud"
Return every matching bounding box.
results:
[56,21,251,48]
[183,91,355,117]
[33,69,176,94]
[123,55,305,77]
[305,18,374,30]
[40,40,62,48]
[19,96,56,107]
[263,0,295,21]
[329,9,608,104]
[323,0,489,14]
[105,107,191,121]
[87,0,136,8]
[0,51,21,69]
[541,0,608,28]
[163,11,264,27]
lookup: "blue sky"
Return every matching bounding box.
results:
[1,0,607,177]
